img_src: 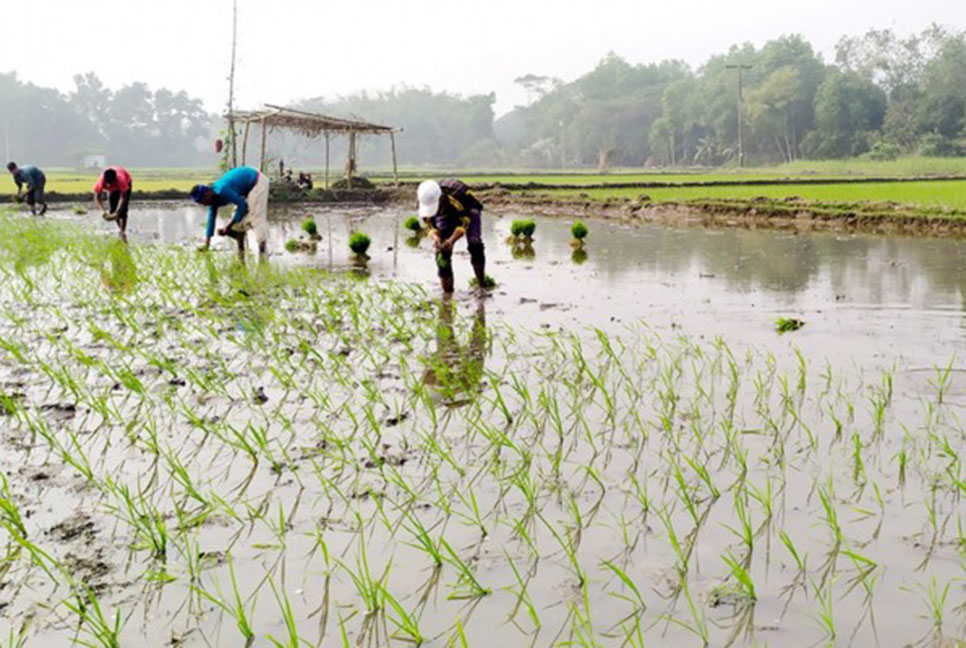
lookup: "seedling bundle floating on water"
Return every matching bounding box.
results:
[776,317,804,333]
[469,274,498,289]
[403,216,423,233]
[508,219,537,259]
[570,220,588,248]
[349,232,371,261]
[302,218,321,240]
[509,219,536,241]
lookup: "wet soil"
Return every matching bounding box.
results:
[3,205,966,646]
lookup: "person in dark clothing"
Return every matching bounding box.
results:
[7,162,47,215]
[417,178,487,294]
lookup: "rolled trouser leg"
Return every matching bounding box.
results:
[466,209,486,284]
[251,173,270,254]
[36,183,46,214]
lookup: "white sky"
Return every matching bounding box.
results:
[1,0,963,117]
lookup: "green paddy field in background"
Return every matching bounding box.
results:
[20,156,966,212]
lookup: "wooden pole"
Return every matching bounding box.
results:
[241,119,251,165]
[259,118,268,173]
[227,0,238,167]
[390,131,399,187]
[324,132,330,189]
[346,130,356,187]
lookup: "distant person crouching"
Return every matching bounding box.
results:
[190,166,270,258]
[94,166,133,241]
[7,162,47,215]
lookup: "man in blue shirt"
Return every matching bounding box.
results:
[7,162,47,215]
[190,166,270,257]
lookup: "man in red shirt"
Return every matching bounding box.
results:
[93,166,133,240]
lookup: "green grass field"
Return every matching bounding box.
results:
[19,158,966,214]
[369,157,966,185]
[544,179,966,211]
[17,169,215,194]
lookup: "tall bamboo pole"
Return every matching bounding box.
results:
[227,0,238,167]
[259,118,267,172]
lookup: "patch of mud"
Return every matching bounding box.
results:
[47,512,97,544]
[63,549,111,591]
[39,402,77,420]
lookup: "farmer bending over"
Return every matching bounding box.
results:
[7,162,47,215]
[93,166,133,241]
[417,178,487,294]
[190,165,270,258]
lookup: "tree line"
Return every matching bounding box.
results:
[0,72,214,167]
[501,25,966,168]
[2,25,964,169]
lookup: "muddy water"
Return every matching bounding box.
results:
[10,204,966,647]
[71,202,966,370]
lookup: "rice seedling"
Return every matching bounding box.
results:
[0,212,960,647]
[403,216,423,233]
[570,220,589,248]
[508,219,536,241]
[349,232,372,259]
[775,317,804,333]
[468,274,498,289]
[64,587,123,648]
[301,218,321,240]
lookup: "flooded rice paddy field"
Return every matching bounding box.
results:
[1,205,966,646]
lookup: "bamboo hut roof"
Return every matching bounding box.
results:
[229,104,398,136]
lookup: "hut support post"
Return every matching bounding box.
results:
[390,131,399,187]
[346,131,356,187]
[259,118,268,173]
[324,133,330,189]
[241,120,251,165]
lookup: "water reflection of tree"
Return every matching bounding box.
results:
[422,299,488,406]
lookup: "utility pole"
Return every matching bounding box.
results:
[226,0,238,167]
[726,63,751,167]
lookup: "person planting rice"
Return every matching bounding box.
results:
[93,166,133,241]
[6,162,47,215]
[417,178,487,294]
[190,165,270,258]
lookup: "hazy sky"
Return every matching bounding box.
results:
[1,0,963,117]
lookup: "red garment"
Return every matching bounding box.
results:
[93,166,132,194]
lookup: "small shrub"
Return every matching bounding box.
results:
[570,220,588,240]
[284,238,299,253]
[862,141,901,161]
[349,232,371,256]
[918,133,963,158]
[510,219,536,239]
[302,218,319,237]
[403,216,422,232]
